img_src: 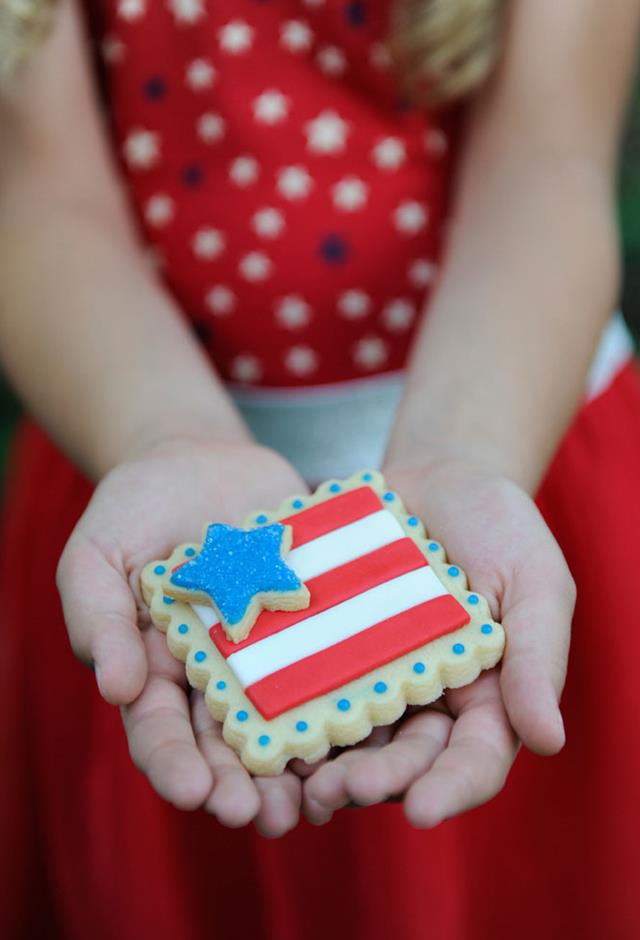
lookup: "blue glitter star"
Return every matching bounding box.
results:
[169,522,307,630]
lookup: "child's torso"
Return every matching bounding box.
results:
[92,0,456,386]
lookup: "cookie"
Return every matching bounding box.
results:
[141,470,505,776]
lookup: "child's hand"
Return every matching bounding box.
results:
[56,437,308,836]
[301,457,574,827]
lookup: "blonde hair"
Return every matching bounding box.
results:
[0,0,506,104]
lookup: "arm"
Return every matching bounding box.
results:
[0,0,304,835]
[302,0,639,827]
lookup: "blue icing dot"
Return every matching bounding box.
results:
[413,661,426,674]
[194,651,207,663]
[216,680,227,690]
[154,564,166,575]
[185,547,196,557]
[374,681,388,694]
[383,491,395,502]
[170,522,303,626]
[453,643,465,655]
[428,541,439,551]
[255,514,268,524]
[407,516,419,527]
[337,698,351,711]
[329,482,341,493]
[468,594,479,605]
[258,734,271,747]
[296,720,308,732]
[236,710,249,722]
[361,472,373,481]
[163,596,175,605]
[319,233,350,264]
[178,624,189,634]
[481,623,493,635]
[292,499,304,509]
[448,566,460,577]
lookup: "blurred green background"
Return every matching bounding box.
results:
[0,91,639,481]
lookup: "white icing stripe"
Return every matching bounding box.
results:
[226,566,447,688]
[191,508,406,629]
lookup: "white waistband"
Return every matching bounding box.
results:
[230,314,634,484]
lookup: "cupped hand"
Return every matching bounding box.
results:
[56,436,308,836]
[302,457,575,828]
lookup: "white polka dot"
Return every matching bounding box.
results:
[118,0,145,21]
[185,59,216,90]
[304,110,350,155]
[370,42,392,70]
[252,207,286,240]
[205,285,236,315]
[253,90,290,125]
[332,176,368,212]
[408,259,437,288]
[167,0,205,24]
[102,35,126,64]
[393,201,429,235]
[372,137,406,171]
[239,252,272,282]
[231,354,262,383]
[145,194,174,228]
[275,295,312,328]
[353,336,388,370]
[302,0,325,7]
[122,129,160,169]
[284,345,318,376]
[337,290,371,320]
[229,155,260,187]
[316,46,347,76]
[382,299,416,331]
[425,129,448,157]
[281,20,313,53]
[219,20,254,54]
[197,113,226,144]
[277,166,314,200]
[192,228,225,260]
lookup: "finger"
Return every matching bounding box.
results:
[57,532,147,705]
[341,709,453,806]
[254,773,302,838]
[122,658,213,812]
[302,726,392,824]
[500,549,575,755]
[404,675,518,828]
[190,694,261,828]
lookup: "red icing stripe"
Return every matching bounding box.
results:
[244,595,471,719]
[210,538,428,657]
[281,486,383,548]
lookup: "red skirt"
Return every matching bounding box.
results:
[2,363,640,940]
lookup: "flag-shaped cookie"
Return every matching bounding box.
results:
[142,470,505,775]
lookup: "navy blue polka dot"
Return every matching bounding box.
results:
[345,1,366,26]
[144,76,167,100]
[194,650,207,663]
[413,661,426,674]
[337,698,351,711]
[258,734,271,747]
[374,681,388,694]
[452,643,465,655]
[319,234,350,264]
[296,720,308,732]
[154,565,166,575]
[216,680,227,690]
[236,710,249,722]
[178,624,189,635]
[481,623,493,635]
[182,164,204,187]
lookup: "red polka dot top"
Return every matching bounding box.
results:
[95,0,455,387]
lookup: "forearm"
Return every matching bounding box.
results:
[387,153,620,492]
[0,191,249,480]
